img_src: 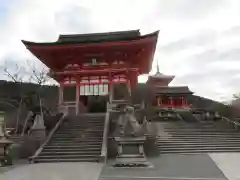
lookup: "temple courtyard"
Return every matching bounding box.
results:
[1,153,240,180]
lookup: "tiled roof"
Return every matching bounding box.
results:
[154,86,192,94]
[57,30,141,43]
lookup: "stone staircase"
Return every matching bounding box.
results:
[33,113,105,163]
[157,120,240,154]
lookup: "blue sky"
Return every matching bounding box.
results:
[0,0,10,19]
[0,0,240,102]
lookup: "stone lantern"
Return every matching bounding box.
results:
[0,112,13,166]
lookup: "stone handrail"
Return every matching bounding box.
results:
[100,102,110,163]
[222,116,240,129]
[21,111,33,136]
[29,112,67,163]
[174,110,184,122]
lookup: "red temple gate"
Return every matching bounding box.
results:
[22,30,159,114]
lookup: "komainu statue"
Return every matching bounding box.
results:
[112,104,150,167]
[115,105,146,137]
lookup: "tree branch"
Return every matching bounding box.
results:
[4,64,23,83]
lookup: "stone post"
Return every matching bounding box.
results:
[215,112,220,118]
[158,111,162,117]
[0,119,4,138]
[31,115,46,142]
[168,111,172,117]
[58,85,63,106]
[206,112,210,120]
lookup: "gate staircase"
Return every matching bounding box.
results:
[33,114,105,163]
[157,119,240,154]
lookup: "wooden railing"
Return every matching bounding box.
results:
[29,111,67,163]
[100,102,110,163]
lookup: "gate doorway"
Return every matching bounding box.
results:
[80,95,108,113]
[79,83,109,113]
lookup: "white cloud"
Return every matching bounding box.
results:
[0,0,240,101]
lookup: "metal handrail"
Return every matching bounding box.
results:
[29,112,67,163]
[100,102,110,163]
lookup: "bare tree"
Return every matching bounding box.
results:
[26,60,49,85]
[4,60,50,134]
[4,60,49,85]
[4,64,23,83]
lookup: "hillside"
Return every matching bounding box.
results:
[0,80,229,115]
[0,80,58,111]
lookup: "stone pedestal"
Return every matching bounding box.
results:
[113,136,150,167]
[31,115,46,141]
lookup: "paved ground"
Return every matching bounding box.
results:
[1,154,237,180]
[100,154,227,180]
[210,153,240,180]
[0,162,103,180]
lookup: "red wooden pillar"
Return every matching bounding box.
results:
[130,71,138,90]
[76,81,80,115]
[127,79,131,97]
[184,95,188,106]
[169,96,173,107]
[158,95,162,107]
[181,96,185,107]
[165,96,169,107]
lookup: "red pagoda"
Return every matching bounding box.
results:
[147,61,193,109]
[22,30,159,114]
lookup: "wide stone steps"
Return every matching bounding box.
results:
[56,129,104,133]
[52,136,103,140]
[44,144,101,149]
[40,151,100,156]
[34,157,98,163]
[53,133,103,137]
[36,154,100,159]
[156,119,240,154]
[48,142,102,146]
[162,129,239,132]
[43,147,101,152]
[158,139,240,143]
[50,139,102,143]
[161,124,229,128]
[158,143,240,147]
[159,135,240,139]
[33,114,105,163]
[160,148,240,154]
[99,177,222,180]
[160,134,240,137]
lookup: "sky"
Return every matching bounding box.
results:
[0,0,240,102]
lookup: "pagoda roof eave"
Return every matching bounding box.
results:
[148,75,175,80]
[21,31,159,47]
[153,86,193,94]
[147,74,175,84]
